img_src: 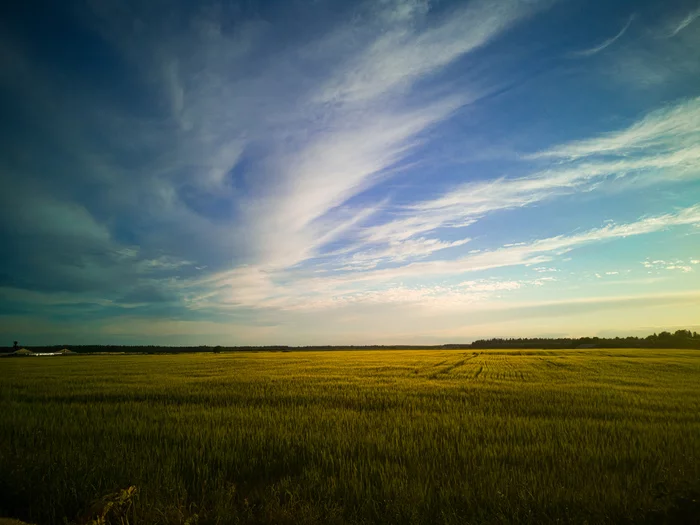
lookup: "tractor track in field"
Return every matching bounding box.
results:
[540,357,571,369]
[429,353,480,379]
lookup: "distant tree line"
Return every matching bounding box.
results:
[0,345,294,354]
[471,330,700,349]
[0,344,463,354]
[3,330,699,353]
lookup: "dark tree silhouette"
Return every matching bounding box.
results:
[13,341,19,351]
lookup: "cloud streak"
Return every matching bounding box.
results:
[570,16,634,57]
[72,0,558,275]
[667,7,700,37]
[342,96,700,256]
[315,0,554,105]
[530,96,700,160]
[194,205,700,312]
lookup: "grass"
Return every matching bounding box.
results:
[0,349,699,524]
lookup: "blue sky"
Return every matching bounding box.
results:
[1,0,699,345]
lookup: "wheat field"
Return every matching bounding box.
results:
[1,349,699,524]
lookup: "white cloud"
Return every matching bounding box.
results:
[25,0,698,291]
[315,0,552,105]
[570,15,634,57]
[0,287,116,308]
[247,99,463,267]
[529,96,700,160]
[137,256,193,272]
[350,96,700,251]
[666,265,692,272]
[244,0,557,269]
[378,0,431,24]
[193,205,700,311]
[82,0,552,272]
[642,258,697,273]
[667,7,700,37]
[336,237,471,270]
[5,196,111,243]
[532,277,556,285]
[459,279,523,292]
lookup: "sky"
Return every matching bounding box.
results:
[1,0,699,346]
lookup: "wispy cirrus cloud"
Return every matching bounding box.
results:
[530,96,700,160]
[570,15,634,57]
[642,258,697,273]
[315,0,553,105]
[666,6,700,37]
[0,0,556,296]
[243,0,557,268]
[337,96,700,257]
[603,5,700,89]
[336,204,700,284]
[193,205,700,312]
[74,0,558,274]
[334,236,472,271]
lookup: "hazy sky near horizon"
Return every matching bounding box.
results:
[1,0,699,345]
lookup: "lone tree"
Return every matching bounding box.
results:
[13,341,19,351]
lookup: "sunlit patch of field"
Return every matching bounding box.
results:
[1,349,699,524]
